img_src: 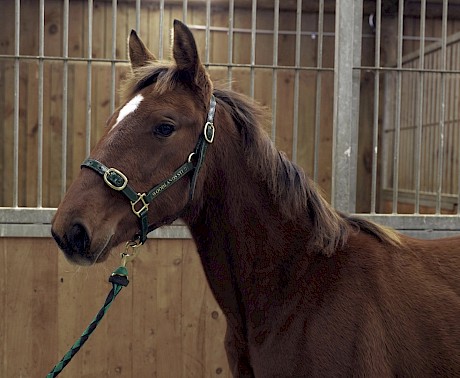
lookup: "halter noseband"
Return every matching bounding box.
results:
[81,95,216,245]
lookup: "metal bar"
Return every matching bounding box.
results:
[110,0,117,114]
[182,0,188,23]
[205,0,211,66]
[371,0,382,213]
[356,214,460,231]
[291,0,302,163]
[356,66,460,74]
[0,54,335,71]
[37,0,45,207]
[271,0,279,142]
[436,0,448,214]
[414,0,426,213]
[159,0,164,59]
[351,0,363,210]
[332,0,360,212]
[2,207,459,238]
[390,0,404,214]
[250,0,257,98]
[135,0,141,32]
[12,0,20,207]
[313,0,324,183]
[86,0,93,157]
[61,0,69,200]
[227,0,234,87]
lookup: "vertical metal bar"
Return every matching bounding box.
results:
[250,0,257,98]
[135,0,141,33]
[313,0,324,183]
[332,0,361,212]
[110,0,117,114]
[12,0,21,207]
[13,0,20,207]
[436,0,448,214]
[159,0,164,59]
[61,0,69,199]
[414,0,426,214]
[86,0,93,157]
[205,0,211,66]
[390,0,404,214]
[371,0,382,213]
[37,0,45,207]
[182,0,188,24]
[291,0,302,163]
[271,0,279,142]
[351,0,363,209]
[227,0,234,87]
[456,46,460,215]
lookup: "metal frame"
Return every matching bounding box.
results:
[1,0,459,240]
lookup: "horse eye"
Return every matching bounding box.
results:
[154,123,175,137]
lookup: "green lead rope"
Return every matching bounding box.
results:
[46,265,130,378]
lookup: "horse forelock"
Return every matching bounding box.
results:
[213,87,401,255]
[121,61,212,112]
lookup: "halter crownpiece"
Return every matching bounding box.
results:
[81,95,217,244]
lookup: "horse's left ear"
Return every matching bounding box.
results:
[172,19,208,88]
[129,30,156,70]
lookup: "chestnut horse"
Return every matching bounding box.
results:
[52,20,460,377]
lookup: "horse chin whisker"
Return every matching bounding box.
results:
[92,233,114,265]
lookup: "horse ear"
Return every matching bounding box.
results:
[128,30,156,69]
[172,19,207,87]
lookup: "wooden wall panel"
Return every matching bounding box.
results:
[0,238,229,377]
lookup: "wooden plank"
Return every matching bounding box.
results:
[4,238,58,377]
[93,1,107,60]
[41,61,52,207]
[0,61,14,206]
[25,61,39,207]
[204,284,230,378]
[92,63,112,142]
[48,61,64,207]
[132,240,160,377]
[155,239,183,376]
[0,238,6,377]
[68,0,85,58]
[69,63,88,179]
[181,239,207,377]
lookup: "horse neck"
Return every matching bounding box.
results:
[184,132,314,330]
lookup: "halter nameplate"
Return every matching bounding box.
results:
[81,94,217,244]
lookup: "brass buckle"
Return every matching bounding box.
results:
[131,193,149,217]
[104,168,128,191]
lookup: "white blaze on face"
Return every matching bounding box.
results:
[110,94,144,131]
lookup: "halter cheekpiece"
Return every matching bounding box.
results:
[81,95,217,245]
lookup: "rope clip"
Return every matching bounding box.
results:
[120,239,142,267]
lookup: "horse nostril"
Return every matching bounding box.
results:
[51,229,66,251]
[68,222,90,254]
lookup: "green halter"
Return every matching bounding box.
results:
[81,95,216,244]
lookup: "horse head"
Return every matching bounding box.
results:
[51,20,214,265]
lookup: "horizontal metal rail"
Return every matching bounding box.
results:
[1,208,458,239]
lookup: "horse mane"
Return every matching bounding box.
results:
[120,61,401,256]
[213,87,402,255]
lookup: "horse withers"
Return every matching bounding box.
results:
[51,20,460,377]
